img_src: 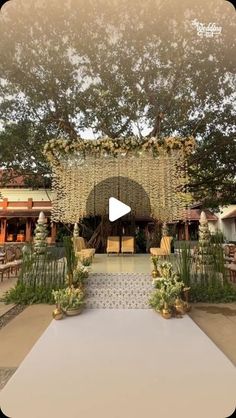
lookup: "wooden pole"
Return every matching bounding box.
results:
[0,218,7,243]
[51,222,57,243]
[184,222,190,241]
[25,218,32,242]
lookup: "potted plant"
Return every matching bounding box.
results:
[150,261,184,318]
[52,286,85,316]
[66,265,89,289]
[151,256,159,278]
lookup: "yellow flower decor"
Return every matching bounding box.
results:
[44,136,195,163]
[44,135,195,224]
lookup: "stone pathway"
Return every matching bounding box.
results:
[85,273,154,309]
[0,305,26,330]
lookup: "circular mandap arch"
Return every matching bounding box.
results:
[44,136,195,223]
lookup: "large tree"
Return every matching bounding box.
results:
[0,0,235,204]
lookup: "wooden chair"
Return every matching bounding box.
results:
[73,237,95,261]
[121,236,135,254]
[150,236,173,257]
[0,264,11,281]
[106,236,120,255]
[225,264,236,283]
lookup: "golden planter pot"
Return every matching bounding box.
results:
[183,301,191,312]
[52,307,64,320]
[151,269,159,279]
[162,302,172,319]
[63,307,83,316]
[183,287,191,312]
[174,297,185,315]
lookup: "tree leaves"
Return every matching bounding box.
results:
[0,0,235,205]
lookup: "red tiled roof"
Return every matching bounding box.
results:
[0,210,51,218]
[184,209,218,221]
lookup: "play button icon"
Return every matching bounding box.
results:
[109,197,131,222]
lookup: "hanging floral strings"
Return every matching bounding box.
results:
[44,136,195,223]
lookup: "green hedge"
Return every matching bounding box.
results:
[3,282,66,305]
[190,282,236,303]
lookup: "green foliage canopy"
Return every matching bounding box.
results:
[0,0,235,204]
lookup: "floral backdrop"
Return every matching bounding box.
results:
[44,136,195,223]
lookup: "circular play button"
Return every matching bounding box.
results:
[109,197,131,222]
[86,176,151,218]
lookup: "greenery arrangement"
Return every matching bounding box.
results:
[3,246,66,305]
[52,286,85,312]
[66,265,89,288]
[149,261,184,313]
[176,242,192,286]
[63,236,77,287]
[81,257,92,267]
[190,281,236,303]
[176,221,236,303]
[151,256,159,271]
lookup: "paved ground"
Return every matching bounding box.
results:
[1,309,235,418]
[189,302,236,365]
[0,270,235,393]
[0,276,17,317]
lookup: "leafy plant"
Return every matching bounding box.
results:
[81,257,92,267]
[63,236,77,286]
[3,282,61,305]
[52,286,85,311]
[2,243,66,305]
[176,242,192,286]
[210,230,225,244]
[150,261,184,312]
[189,282,236,303]
[151,256,159,271]
[66,265,89,288]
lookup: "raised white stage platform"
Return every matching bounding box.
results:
[1,309,235,418]
[91,253,152,274]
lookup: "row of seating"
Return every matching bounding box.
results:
[73,235,173,257]
[0,246,23,281]
[107,236,135,255]
[106,235,173,256]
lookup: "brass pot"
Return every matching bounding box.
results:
[52,307,63,320]
[63,306,83,316]
[162,302,172,319]
[183,301,191,312]
[174,297,185,315]
[151,269,159,279]
[183,287,191,312]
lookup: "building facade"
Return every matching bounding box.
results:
[0,188,56,244]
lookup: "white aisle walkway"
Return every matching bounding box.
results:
[0,309,235,418]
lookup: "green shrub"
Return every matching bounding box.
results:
[19,245,66,288]
[2,243,67,305]
[190,282,236,303]
[176,242,192,286]
[3,282,66,305]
